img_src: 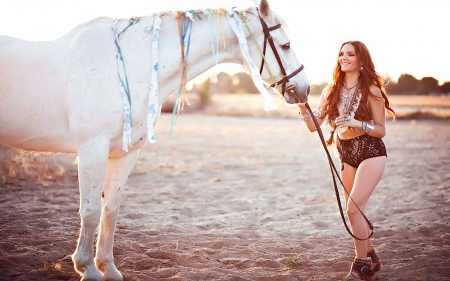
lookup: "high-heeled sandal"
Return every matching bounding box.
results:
[367,246,381,272]
[343,257,375,281]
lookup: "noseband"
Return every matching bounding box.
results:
[257,10,304,96]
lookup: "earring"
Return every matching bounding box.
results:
[360,65,364,71]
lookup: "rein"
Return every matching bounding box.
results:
[304,103,374,241]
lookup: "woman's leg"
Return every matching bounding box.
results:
[346,156,386,279]
[341,163,372,252]
[341,162,356,210]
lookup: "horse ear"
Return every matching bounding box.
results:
[259,0,270,17]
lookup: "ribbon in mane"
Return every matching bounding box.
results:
[205,9,219,67]
[147,16,162,144]
[226,8,277,112]
[113,18,139,151]
[113,6,283,150]
[169,11,202,135]
[217,8,227,49]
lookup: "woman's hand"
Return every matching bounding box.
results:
[334,114,358,128]
[297,102,307,108]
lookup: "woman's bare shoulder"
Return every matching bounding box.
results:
[368,84,382,98]
[321,83,332,97]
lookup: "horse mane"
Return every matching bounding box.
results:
[74,3,275,33]
[154,5,255,19]
[134,4,259,34]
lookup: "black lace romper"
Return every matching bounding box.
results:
[335,134,387,171]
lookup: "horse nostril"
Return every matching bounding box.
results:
[286,85,295,95]
[307,86,311,95]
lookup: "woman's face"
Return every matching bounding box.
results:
[339,43,362,73]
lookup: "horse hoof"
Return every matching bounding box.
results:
[81,275,104,281]
[80,264,104,281]
[104,270,123,281]
[96,262,123,281]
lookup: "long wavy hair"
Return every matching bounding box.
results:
[322,41,395,145]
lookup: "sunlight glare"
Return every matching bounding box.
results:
[0,0,448,84]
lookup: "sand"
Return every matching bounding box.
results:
[1,95,449,281]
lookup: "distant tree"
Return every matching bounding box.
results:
[439,81,450,94]
[383,74,398,95]
[417,77,439,95]
[208,72,232,94]
[230,72,259,94]
[198,78,211,105]
[310,81,328,95]
[397,74,418,95]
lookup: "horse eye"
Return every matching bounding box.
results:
[282,43,290,50]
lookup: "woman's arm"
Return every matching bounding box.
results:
[334,85,386,137]
[297,85,329,132]
[366,85,386,138]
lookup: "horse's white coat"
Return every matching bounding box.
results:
[0,1,309,280]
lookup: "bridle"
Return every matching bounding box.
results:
[256,9,305,97]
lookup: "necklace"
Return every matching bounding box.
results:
[340,83,360,114]
[343,82,359,96]
[343,82,359,91]
[337,83,362,134]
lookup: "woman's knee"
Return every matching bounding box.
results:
[346,200,364,219]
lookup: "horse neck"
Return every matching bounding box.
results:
[156,9,248,101]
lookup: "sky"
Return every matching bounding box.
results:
[1,0,449,85]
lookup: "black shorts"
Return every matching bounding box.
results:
[336,134,387,171]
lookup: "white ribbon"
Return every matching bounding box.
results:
[226,8,277,112]
[205,9,219,66]
[147,17,162,143]
[113,19,132,151]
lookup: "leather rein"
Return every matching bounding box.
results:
[304,103,374,241]
[257,10,373,240]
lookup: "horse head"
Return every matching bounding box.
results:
[242,0,310,104]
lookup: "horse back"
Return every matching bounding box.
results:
[0,18,125,153]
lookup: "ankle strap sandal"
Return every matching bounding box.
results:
[367,246,381,272]
[343,257,375,281]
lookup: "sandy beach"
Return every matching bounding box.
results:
[1,95,449,281]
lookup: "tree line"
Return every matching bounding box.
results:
[384,74,450,96]
[191,72,450,96]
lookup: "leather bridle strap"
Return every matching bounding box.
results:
[256,11,304,95]
[270,65,304,88]
[258,20,284,76]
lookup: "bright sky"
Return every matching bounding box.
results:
[1,0,448,85]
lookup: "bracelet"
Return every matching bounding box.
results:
[298,111,311,121]
[365,123,374,133]
[359,121,367,132]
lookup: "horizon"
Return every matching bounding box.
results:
[1,0,448,85]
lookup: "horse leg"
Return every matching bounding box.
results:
[95,150,139,281]
[72,139,110,281]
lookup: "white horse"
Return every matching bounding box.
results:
[0,0,309,280]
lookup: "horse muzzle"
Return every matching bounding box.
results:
[284,82,310,104]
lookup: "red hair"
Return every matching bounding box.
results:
[322,41,395,135]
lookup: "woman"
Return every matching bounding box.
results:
[297,41,395,281]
